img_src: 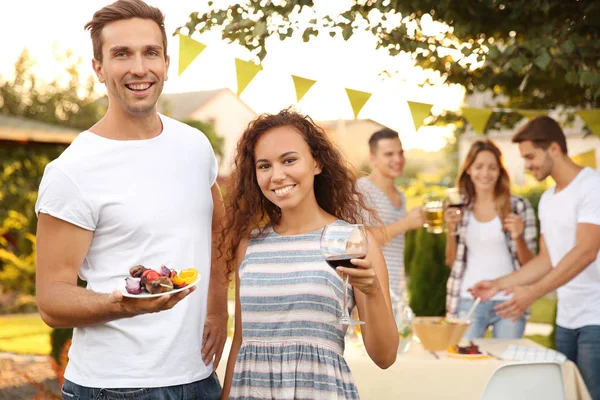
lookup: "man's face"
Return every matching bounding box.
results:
[92,18,169,116]
[518,140,554,181]
[370,138,405,179]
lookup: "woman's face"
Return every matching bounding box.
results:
[466,150,501,193]
[254,125,322,212]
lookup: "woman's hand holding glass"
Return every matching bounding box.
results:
[443,207,462,235]
[503,213,524,239]
[336,257,380,296]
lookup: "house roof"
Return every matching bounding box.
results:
[157,89,225,120]
[0,114,80,144]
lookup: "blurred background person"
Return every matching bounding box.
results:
[445,139,537,339]
[357,129,424,312]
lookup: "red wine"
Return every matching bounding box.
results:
[325,254,366,269]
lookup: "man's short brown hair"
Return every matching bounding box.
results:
[84,0,167,62]
[511,116,568,154]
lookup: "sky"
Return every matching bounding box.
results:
[0,0,465,151]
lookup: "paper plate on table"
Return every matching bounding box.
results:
[119,273,200,298]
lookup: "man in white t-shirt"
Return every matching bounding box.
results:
[471,116,600,399]
[35,1,227,399]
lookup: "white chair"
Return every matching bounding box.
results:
[480,361,566,400]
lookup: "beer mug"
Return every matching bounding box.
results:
[423,193,444,234]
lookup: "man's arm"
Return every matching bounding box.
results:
[36,214,193,328]
[370,207,424,245]
[201,183,229,368]
[529,223,600,297]
[495,223,600,320]
[469,236,552,301]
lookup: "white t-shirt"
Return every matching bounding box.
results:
[462,215,514,300]
[35,114,218,388]
[539,167,600,329]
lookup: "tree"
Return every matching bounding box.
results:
[0,48,100,297]
[182,119,225,161]
[0,47,102,130]
[181,1,600,111]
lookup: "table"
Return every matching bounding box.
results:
[345,338,591,400]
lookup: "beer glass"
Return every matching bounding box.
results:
[423,193,444,234]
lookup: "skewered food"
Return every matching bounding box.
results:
[124,265,197,295]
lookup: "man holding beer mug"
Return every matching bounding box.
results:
[357,129,424,307]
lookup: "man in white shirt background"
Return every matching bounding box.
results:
[471,116,600,400]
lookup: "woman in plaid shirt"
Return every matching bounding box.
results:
[444,140,538,339]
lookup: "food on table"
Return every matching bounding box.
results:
[447,341,482,355]
[124,265,197,295]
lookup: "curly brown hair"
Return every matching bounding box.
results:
[220,108,377,278]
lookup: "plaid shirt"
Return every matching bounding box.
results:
[446,195,538,318]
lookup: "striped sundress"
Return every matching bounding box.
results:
[230,221,360,400]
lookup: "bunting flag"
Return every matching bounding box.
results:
[235,58,263,96]
[462,107,494,135]
[345,88,372,119]
[291,75,316,102]
[178,34,207,76]
[517,109,548,119]
[407,101,433,131]
[577,109,600,138]
[572,149,597,169]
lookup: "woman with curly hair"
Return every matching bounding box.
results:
[220,108,398,399]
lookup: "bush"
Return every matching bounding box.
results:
[408,228,449,316]
[403,229,416,277]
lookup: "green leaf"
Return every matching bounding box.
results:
[342,24,353,41]
[534,50,552,71]
[560,40,575,55]
[254,21,267,37]
[487,46,501,60]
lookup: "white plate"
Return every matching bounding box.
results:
[119,271,200,298]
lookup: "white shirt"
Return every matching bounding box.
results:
[35,115,218,387]
[539,167,600,329]
[462,214,515,300]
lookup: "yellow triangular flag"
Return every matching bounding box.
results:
[345,88,372,119]
[462,107,494,135]
[517,109,548,119]
[407,101,433,131]
[572,149,596,169]
[178,34,206,76]
[577,109,600,138]
[291,75,316,102]
[235,58,263,96]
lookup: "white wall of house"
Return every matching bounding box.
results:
[319,119,387,172]
[189,90,257,176]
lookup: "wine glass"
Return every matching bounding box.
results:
[445,188,467,235]
[320,223,368,326]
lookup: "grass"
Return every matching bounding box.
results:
[0,314,52,355]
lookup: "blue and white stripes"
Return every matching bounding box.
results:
[231,222,360,399]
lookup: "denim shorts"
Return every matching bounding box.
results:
[61,373,221,400]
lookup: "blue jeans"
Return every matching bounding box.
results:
[556,325,600,400]
[61,373,221,400]
[458,298,526,339]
